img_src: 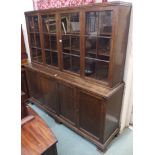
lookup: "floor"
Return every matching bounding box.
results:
[30,104,133,155]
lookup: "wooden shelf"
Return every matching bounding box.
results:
[85,57,109,63]
[42,32,56,35]
[85,34,111,39]
[62,33,80,36]
[63,52,80,57]
[31,46,42,50]
[63,47,71,50]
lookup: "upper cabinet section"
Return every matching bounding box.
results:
[61,12,80,74]
[25,2,131,87]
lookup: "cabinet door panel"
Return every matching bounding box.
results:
[40,75,58,113]
[58,83,75,124]
[26,70,41,102]
[79,91,102,139]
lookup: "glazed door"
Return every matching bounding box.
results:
[78,90,103,140]
[40,74,58,114]
[26,15,43,63]
[58,82,76,125]
[60,12,81,74]
[84,10,113,82]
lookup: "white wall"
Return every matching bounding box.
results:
[21,0,34,63]
[108,0,133,131]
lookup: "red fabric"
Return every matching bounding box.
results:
[32,0,100,10]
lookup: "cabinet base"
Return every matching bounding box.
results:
[28,97,120,152]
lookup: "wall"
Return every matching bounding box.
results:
[22,0,33,63]
[107,0,133,131]
[22,0,133,132]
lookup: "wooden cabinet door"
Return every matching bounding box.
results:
[26,69,42,102]
[78,90,102,139]
[58,82,76,125]
[40,74,58,114]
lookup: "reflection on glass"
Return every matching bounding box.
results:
[86,12,98,35]
[85,59,108,80]
[61,13,79,34]
[70,13,80,33]
[99,11,112,35]
[86,11,112,35]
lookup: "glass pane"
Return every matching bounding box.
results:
[50,35,57,51]
[71,36,80,55]
[86,12,99,35]
[42,15,48,32]
[62,35,70,50]
[97,37,110,56]
[70,13,80,33]
[31,48,37,61]
[63,49,70,54]
[30,34,35,46]
[85,36,96,57]
[61,13,79,34]
[35,34,41,47]
[44,34,50,49]
[37,49,42,63]
[71,56,80,73]
[85,58,96,77]
[45,50,51,65]
[28,16,34,32]
[52,52,58,66]
[48,15,56,33]
[61,14,70,34]
[63,54,71,71]
[71,36,80,50]
[99,11,112,35]
[33,16,39,32]
[96,61,108,80]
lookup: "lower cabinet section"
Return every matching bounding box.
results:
[26,67,124,151]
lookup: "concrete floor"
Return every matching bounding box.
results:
[30,104,133,155]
